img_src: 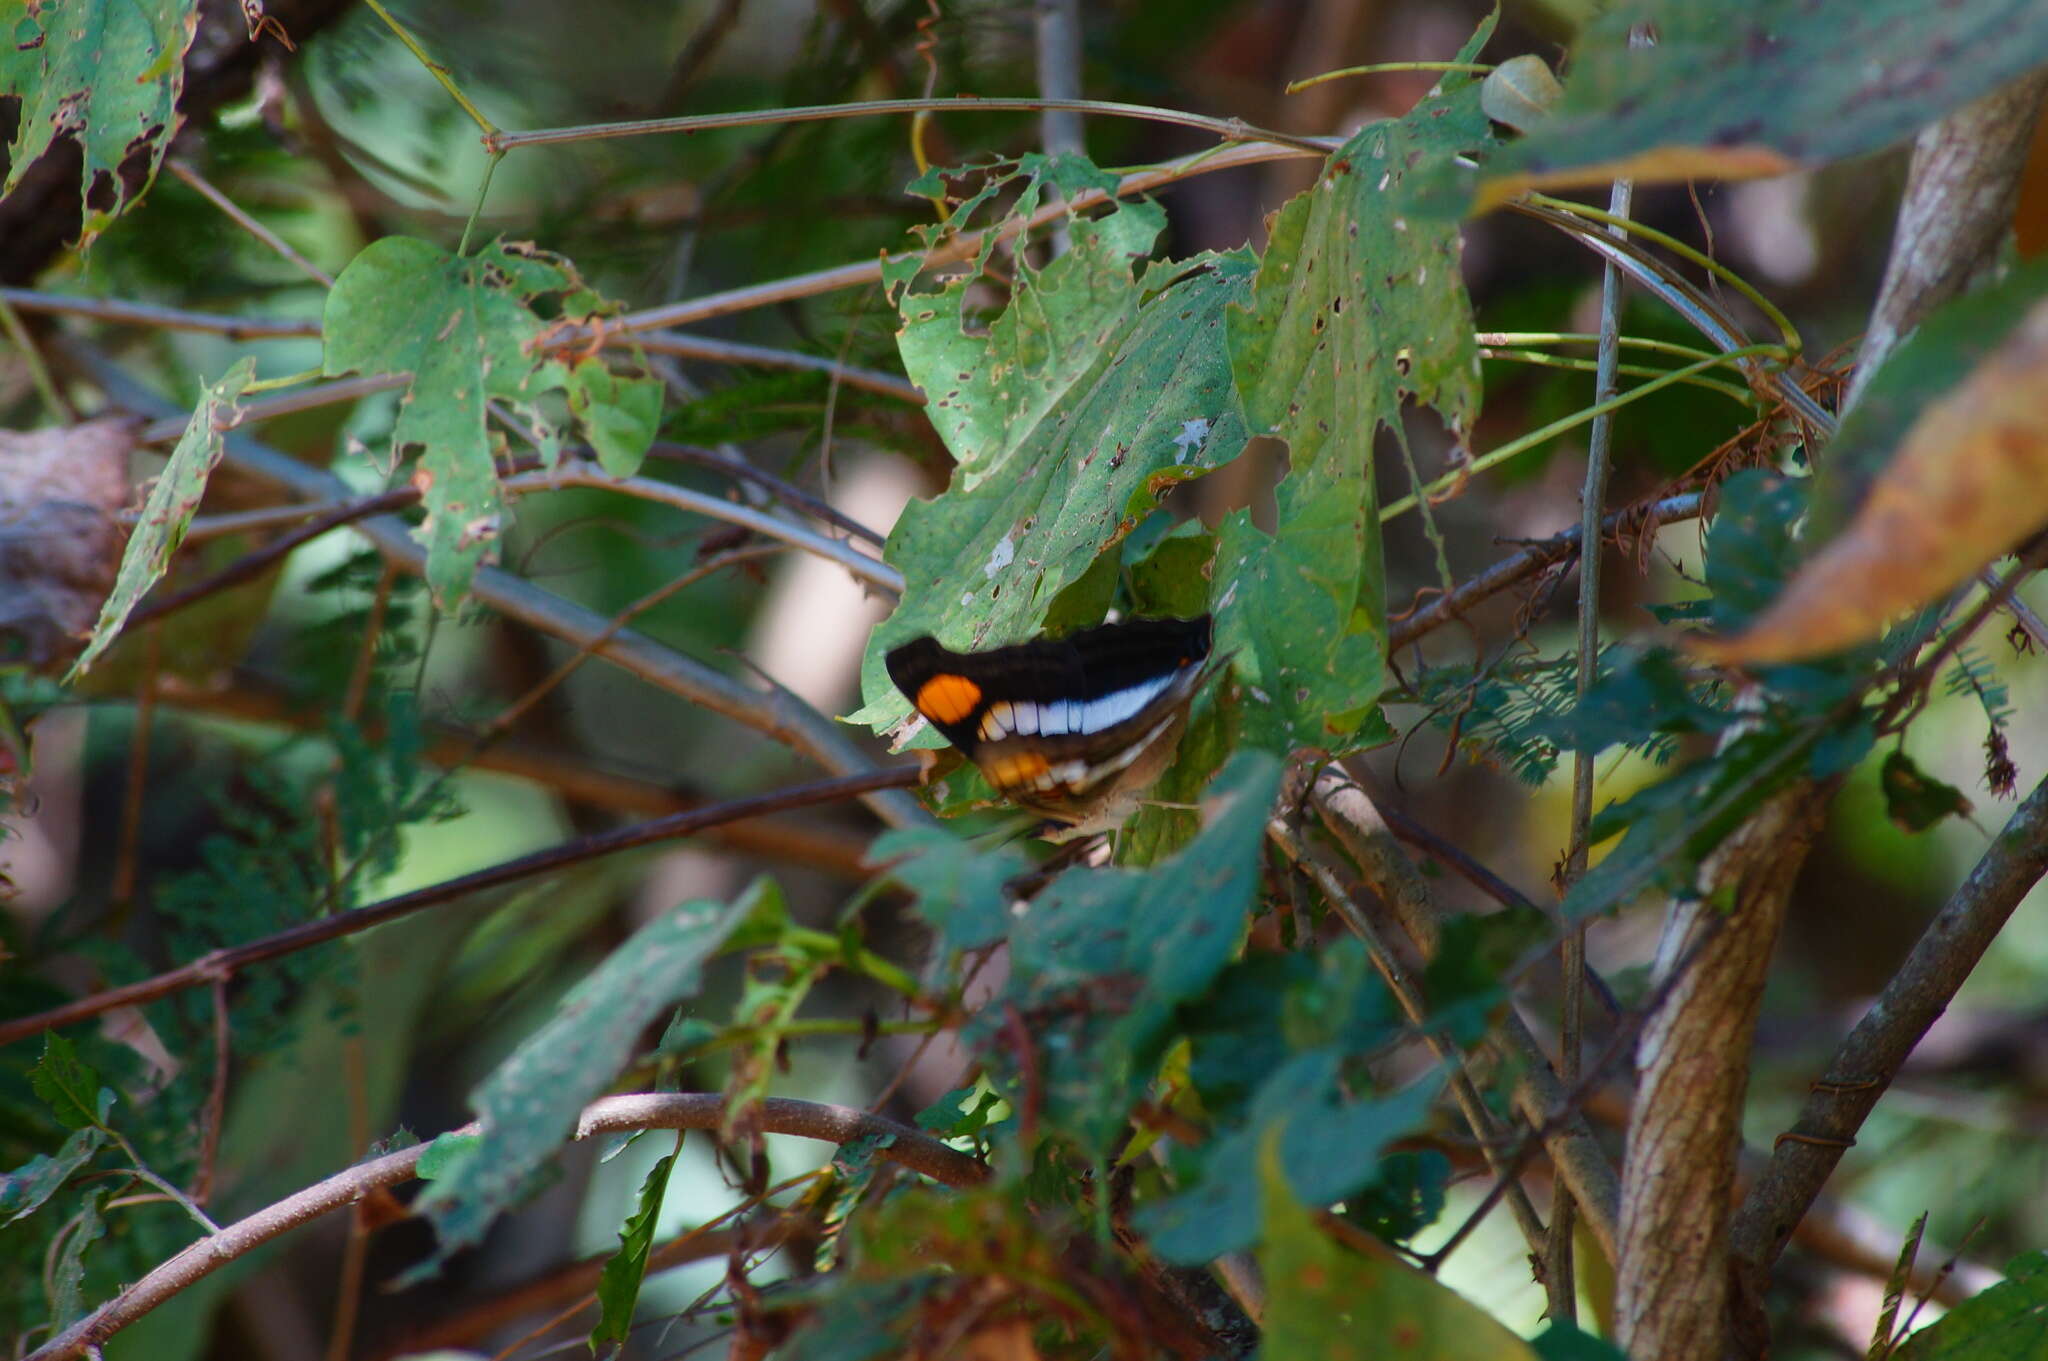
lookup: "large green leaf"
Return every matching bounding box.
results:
[0,0,199,245]
[71,358,254,678]
[412,882,760,1264]
[851,164,1255,733]
[1476,0,2048,206]
[1255,1138,1537,1360]
[1897,1252,2048,1360]
[322,236,661,606]
[1218,20,1492,752]
[977,752,1280,1150]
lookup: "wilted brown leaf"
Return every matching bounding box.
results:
[1691,296,2048,665]
[0,418,137,668]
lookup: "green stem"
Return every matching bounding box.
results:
[1480,347,1755,404]
[458,152,504,257]
[240,366,326,396]
[1381,345,1779,522]
[362,0,499,137]
[1477,330,1726,365]
[1527,192,1803,360]
[1286,60,1493,94]
[0,292,70,420]
[487,97,1330,156]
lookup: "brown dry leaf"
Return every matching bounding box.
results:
[1473,145,1798,213]
[960,1318,1042,1361]
[1691,297,2048,665]
[0,417,137,669]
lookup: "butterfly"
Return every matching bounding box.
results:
[885,614,1216,835]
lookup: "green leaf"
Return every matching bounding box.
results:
[1565,726,1814,918]
[414,1131,481,1181]
[1475,0,2048,206]
[914,1085,1005,1141]
[29,1035,105,1131]
[1143,1061,1445,1264]
[322,237,656,606]
[589,1140,680,1351]
[1531,1319,1630,1360]
[565,363,663,476]
[412,883,762,1266]
[867,828,1032,956]
[0,0,199,245]
[1218,19,1492,752]
[851,178,1257,734]
[49,1188,110,1329]
[1254,1134,1538,1360]
[70,357,256,678]
[975,751,1281,1150]
[1880,751,1973,833]
[0,1126,106,1225]
[1897,1251,2048,1360]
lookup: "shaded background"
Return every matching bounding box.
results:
[4,1,2046,1357]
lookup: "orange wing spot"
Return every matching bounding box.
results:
[983,750,1052,791]
[914,673,983,724]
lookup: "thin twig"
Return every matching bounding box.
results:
[1550,131,1637,1323]
[1388,493,1703,652]
[166,159,336,288]
[1730,769,2048,1278]
[0,766,922,1049]
[27,1093,985,1361]
[486,96,1330,156]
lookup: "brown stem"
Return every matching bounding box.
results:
[0,767,919,1049]
[26,1092,985,1361]
[1729,771,2048,1288]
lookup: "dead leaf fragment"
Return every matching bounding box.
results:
[1691,296,2048,665]
[0,418,137,668]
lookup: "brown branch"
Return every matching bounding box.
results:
[25,1092,985,1361]
[1847,70,2048,407]
[371,1214,805,1360]
[1614,781,1830,1361]
[1300,775,1624,1264]
[1729,771,2048,1286]
[1387,493,1703,654]
[58,336,934,831]
[0,766,919,1049]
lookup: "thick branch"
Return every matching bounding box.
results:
[1614,782,1827,1361]
[26,1092,986,1361]
[1847,70,2048,406]
[1729,771,2048,1278]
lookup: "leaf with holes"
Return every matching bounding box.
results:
[1218,17,1492,752]
[323,237,659,606]
[1471,0,2048,210]
[70,362,251,678]
[850,157,1253,736]
[0,0,200,245]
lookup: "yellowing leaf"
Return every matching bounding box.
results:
[1691,297,2048,665]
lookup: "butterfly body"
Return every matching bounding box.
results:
[884,615,1215,834]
